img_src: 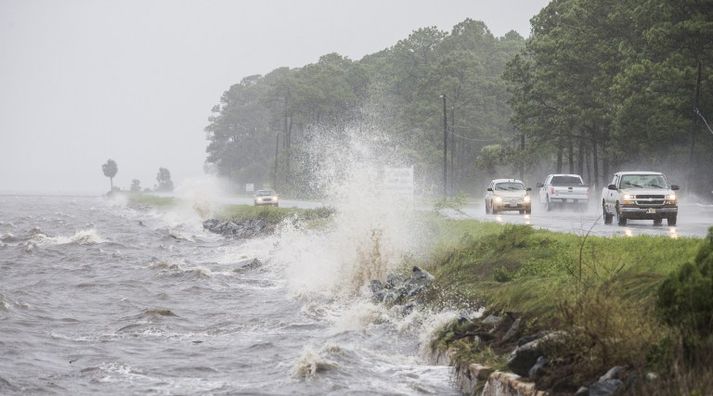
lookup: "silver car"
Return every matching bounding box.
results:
[485,179,532,214]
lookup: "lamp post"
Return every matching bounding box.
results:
[440,94,447,197]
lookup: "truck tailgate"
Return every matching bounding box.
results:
[551,186,588,198]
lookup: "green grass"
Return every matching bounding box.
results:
[216,204,333,224]
[125,193,176,207]
[124,192,334,224]
[424,217,710,390]
[426,219,701,317]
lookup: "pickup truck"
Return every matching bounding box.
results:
[536,174,589,211]
[601,171,679,226]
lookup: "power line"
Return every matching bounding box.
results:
[694,107,713,137]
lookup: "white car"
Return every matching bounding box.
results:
[485,179,532,214]
[254,190,279,207]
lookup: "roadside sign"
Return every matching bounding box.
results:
[383,166,414,202]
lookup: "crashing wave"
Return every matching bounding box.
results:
[292,347,339,379]
[148,260,213,278]
[28,228,105,246]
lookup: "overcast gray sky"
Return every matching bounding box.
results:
[0,0,549,194]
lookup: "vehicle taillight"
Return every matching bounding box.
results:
[549,186,555,195]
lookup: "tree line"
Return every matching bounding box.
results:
[206,2,713,197]
[101,159,174,193]
[205,19,525,196]
[504,0,713,194]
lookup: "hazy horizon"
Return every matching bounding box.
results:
[0,0,549,194]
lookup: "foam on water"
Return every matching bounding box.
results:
[29,228,105,246]
[292,346,339,379]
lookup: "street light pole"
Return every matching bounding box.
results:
[440,94,447,197]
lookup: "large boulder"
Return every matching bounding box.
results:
[203,218,274,239]
[528,356,548,380]
[507,331,565,377]
[370,266,434,306]
[588,379,623,396]
[585,366,626,396]
[502,317,522,343]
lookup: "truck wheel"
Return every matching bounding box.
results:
[492,205,499,214]
[616,205,627,226]
[603,203,613,225]
[667,215,677,226]
[545,196,552,212]
[525,207,532,215]
[653,218,662,226]
[485,201,490,214]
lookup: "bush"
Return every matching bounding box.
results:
[657,227,713,338]
[553,288,663,386]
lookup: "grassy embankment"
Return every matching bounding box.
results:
[422,216,711,392]
[125,192,333,225]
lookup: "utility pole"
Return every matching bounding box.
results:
[450,105,455,195]
[440,94,448,197]
[687,60,702,193]
[519,133,525,181]
[273,132,280,190]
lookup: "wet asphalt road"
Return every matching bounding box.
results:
[455,201,713,238]
[223,196,713,238]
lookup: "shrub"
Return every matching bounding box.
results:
[553,288,663,386]
[657,227,713,338]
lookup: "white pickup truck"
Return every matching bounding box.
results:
[601,171,679,226]
[537,174,589,211]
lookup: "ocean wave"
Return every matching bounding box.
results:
[148,260,214,279]
[27,228,106,246]
[292,346,339,379]
[0,233,19,243]
[140,308,178,318]
[0,221,16,228]
[0,293,30,312]
[0,294,9,312]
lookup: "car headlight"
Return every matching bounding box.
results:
[493,196,502,203]
[666,193,676,201]
[623,194,634,200]
[523,195,531,203]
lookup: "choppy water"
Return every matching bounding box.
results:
[0,195,458,395]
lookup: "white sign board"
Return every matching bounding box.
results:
[245,183,255,193]
[383,166,414,202]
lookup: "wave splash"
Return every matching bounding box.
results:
[273,126,429,299]
[21,228,106,248]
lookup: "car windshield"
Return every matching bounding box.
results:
[619,175,668,189]
[494,182,524,191]
[550,176,583,186]
[255,190,274,196]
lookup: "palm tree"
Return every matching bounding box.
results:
[102,159,118,191]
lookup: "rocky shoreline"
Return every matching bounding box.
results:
[202,218,276,239]
[366,266,638,396]
[201,211,691,395]
[429,311,635,396]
